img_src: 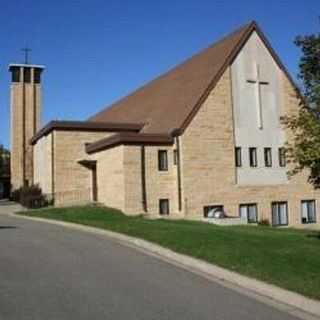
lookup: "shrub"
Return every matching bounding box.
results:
[11,184,50,209]
[258,219,271,226]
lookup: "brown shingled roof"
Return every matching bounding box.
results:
[88,21,250,134]
[89,21,297,135]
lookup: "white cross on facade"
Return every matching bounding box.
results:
[247,63,269,129]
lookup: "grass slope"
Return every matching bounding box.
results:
[19,205,320,300]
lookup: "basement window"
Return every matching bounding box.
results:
[301,200,316,224]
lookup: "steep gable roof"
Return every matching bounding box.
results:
[90,21,288,136]
[88,20,298,139]
[89,22,254,134]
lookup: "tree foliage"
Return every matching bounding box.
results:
[0,144,10,177]
[283,27,320,187]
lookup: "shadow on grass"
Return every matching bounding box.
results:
[306,232,320,239]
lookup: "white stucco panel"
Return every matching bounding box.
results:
[231,31,287,185]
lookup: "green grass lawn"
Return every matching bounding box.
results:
[18,205,320,300]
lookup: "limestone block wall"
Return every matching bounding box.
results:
[94,146,125,211]
[123,145,178,216]
[53,130,112,205]
[180,67,320,226]
[10,84,24,190]
[33,133,52,194]
[180,69,236,218]
[24,84,41,184]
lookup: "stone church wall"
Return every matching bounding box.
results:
[180,67,320,226]
[53,130,111,205]
[33,132,53,194]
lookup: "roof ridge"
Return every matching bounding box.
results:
[89,21,254,122]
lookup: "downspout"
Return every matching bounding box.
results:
[176,136,182,211]
[22,67,26,185]
[51,132,55,204]
[141,145,147,212]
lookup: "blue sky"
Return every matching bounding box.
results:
[0,0,319,148]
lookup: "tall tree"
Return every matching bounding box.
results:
[283,26,320,187]
[0,144,10,177]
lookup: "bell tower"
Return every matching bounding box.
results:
[9,63,45,190]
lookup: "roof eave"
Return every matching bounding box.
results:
[30,120,145,145]
[86,132,174,154]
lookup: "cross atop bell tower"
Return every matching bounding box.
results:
[21,47,32,64]
[8,62,45,190]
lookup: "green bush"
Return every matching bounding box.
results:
[11,184,50,209]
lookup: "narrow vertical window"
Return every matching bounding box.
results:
[235,147,242,167]
[279,148,286,167]
[249,148,257,167]
[159,199,170,215]
[158,150,168,171]
[301,200,316,224]
[264,148,272,167]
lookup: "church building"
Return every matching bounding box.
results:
[10,21,320,227]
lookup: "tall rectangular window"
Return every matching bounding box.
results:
[235,147,242,167]
[159,199,170,215]
[279,148,286,167]
[240,204,258,223]
[272,202,288,226]
[301,200,316,224]
[249,147,257,167]
[264,148,272,167]
[158,150,168,171]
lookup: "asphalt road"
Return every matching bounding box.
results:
[0,212,301,320]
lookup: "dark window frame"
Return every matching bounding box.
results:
[203,205,224,218]
[279,148,286,167]
[249,147,257,167]
[158,150,168,171]
[301,200,317,224]
[239,203,258,223]
[235,147,242,167]
[271,201,289,227]
[159,199,170,215]
[264,147,272,167]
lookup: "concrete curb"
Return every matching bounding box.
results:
[11,212,320,319]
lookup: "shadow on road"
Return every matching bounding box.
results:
[0,226,18,230]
